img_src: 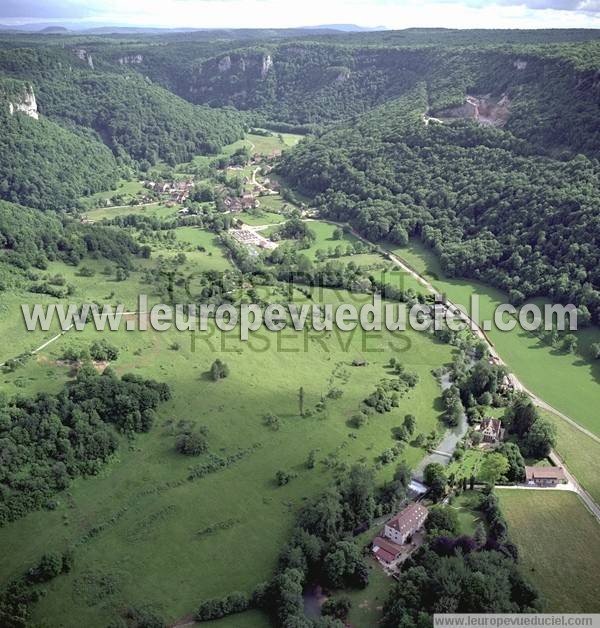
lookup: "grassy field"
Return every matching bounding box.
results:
[0,257,158,365]
[80,179,147,208]
[388,239,600,437]
[239,210,286,226]
[247,130,303,154]
[0,256,454,627]
[338,557,392,627]
[303,220,361,260]
[174,227,233,272]
[499,490,600,612]
[85,202,178,222]
[450,491,483,535]
[542,409,600,504]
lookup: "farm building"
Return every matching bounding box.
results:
[525,466,566,488]
[372,536,403,565]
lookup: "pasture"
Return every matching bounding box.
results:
[499,490,600,613]
[0,270,454,626]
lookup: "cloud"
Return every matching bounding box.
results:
[0,0,97,19]
[2,0,600,27]
[497,0,600,12]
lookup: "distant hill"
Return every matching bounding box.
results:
[302,24,387,32]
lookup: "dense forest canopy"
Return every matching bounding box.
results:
[279,87,600,322]
[0,46,246,209]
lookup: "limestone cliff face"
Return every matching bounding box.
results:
[261,54,273,78]
[119,54,144,65]
[8,85,38,120]
[72,48,94,69]
[218,55,233,72]
[213,52,273,77]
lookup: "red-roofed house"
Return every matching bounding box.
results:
[383,502,429,546]
[372,536,403,565]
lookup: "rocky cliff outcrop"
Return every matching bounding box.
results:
[72,48,94,69]
[7,84,38,120]
[119,54,144,65]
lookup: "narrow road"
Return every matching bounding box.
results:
[384,249,600,445]
[308,218,600,522]
[384,248,600,522]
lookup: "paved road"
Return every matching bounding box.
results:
[549,450,600,520]
[384,249,600,444]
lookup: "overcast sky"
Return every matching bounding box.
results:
[1,0,599,29]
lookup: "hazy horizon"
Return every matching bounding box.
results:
[2,0,600,31]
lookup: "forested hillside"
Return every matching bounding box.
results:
[0,46,246,209]
[0,29,599,315]
[279,87,600,322]
[0,96,117,210]
[175,41,600,157]
[0,199,143,282]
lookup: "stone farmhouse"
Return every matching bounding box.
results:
[476,418,504,445]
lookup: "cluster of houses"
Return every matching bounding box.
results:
[372,502,429,568]
[224,194,258,213]
[144,179,194,204]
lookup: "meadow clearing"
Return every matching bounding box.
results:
[499,490,600,613]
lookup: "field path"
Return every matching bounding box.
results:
[0,310,146,368]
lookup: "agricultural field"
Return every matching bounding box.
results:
[499,490,600,613]
[85,202,178,222]
[0,268,454,626]
[388,239,600,437]
[542,409,600,504]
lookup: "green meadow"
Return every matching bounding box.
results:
[499,490,600,613]
[388,239,600,436]
[0,250,454,626]
[85,202,178,222]
[542,408,600,504]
